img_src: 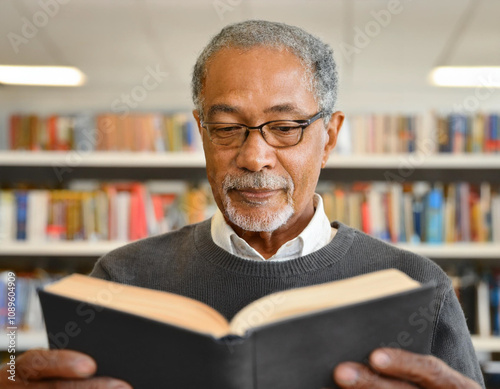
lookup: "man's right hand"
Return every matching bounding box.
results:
[1,349,132,388]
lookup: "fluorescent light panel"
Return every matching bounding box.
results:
[0,65,86,86]
[430,66,500,87]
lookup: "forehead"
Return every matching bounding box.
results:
[200,46,316,117]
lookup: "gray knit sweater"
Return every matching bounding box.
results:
[90,219,485,387]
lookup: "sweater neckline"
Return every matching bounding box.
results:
[193,219,355,278]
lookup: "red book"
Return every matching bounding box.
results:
[129,184,148,241]
[47,116,58,150]
[151,194,165,223]
[361,200,371,235]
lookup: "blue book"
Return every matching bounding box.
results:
[15,191,28,241]
[490,114,499,153]
[184,119,195,150]
[490,272,500,335]
[0,273,7,327]
[73,114,96,152]
[425,187,444,244]
[412,200,424,242]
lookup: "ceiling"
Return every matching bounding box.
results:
[0,0,499,119]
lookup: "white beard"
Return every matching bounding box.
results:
[222,171,295,232]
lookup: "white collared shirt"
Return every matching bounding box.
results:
[211,193,336,261]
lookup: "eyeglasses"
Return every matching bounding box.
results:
[200,111,324,148]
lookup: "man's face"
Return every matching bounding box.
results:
[194,46,342,234]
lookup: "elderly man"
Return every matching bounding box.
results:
[3,20,484,389]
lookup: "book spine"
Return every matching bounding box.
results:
[15,191,28,240]
[425,186,444,244]
[315,181,499,244]
[491,271,500,336]
[477,275,492,337]
[9,115,21,150]
[0,271,62,331]
[2,182,499,245]
[331,112,500,154]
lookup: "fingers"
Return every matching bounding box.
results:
[334,362,418,389]
[7,377,132,388]
[368,348,482,389]
[2,349,132,388]
[334,348,482,389]
[16,349,97,381]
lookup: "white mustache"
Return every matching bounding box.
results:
[222,172,293,192]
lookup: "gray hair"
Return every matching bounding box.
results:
[191,20,338,123]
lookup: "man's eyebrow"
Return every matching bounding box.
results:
[263,104,307,116]
[206,104,240,119]
[206,103,309,120]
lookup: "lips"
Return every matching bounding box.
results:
[233,188,281,202]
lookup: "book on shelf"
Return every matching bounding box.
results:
[317,181,500,244]
[443,264,500,338]
[1,181,499,245]
[481,360,500,389]
[0,270,62,331]
[0,182,217,243]
[448,266,478,335]
[335,112,500,155]
[7,112,202,153]
[39,269,436,389]
[5,111,500,155]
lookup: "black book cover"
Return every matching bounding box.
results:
[39,282,436,389]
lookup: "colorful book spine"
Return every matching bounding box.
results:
[0,183,216,243]
[15,191,28,241]
[425,186,444,244]
[1,181,499,245]
[8,112,203,153]
[336,112,500,154]
[318,181,499,244]
[0,271,62,331]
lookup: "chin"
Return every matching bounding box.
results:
[225,203,294,232]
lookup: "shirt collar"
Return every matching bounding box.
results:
[211,193,334,261]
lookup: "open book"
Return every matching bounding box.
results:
[39,269,436,389]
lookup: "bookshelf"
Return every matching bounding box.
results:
[1,150,499,256]
[1,241,500,259]
[2,151,500,185]
[0,241,127,257]
[1,115,500,355]
[1,151,500,169]
[471,336,500,353]
[395,243,500,259]
[0,151,207,168]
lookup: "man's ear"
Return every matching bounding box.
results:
[192,110,203,137]
[321,111,344,168]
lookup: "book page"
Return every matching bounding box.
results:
[229,269,421,336]
[45,274,231,338]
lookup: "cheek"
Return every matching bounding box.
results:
[205,157,226,213]
[280,144,323,203]
[202,142,220,194]
[203,144,234,197]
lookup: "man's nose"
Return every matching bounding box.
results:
[235,129,276,172]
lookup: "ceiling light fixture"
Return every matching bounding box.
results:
[430,66,500,88]
[0,65,86,87]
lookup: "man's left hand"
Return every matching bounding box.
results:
[333,348,482,388]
